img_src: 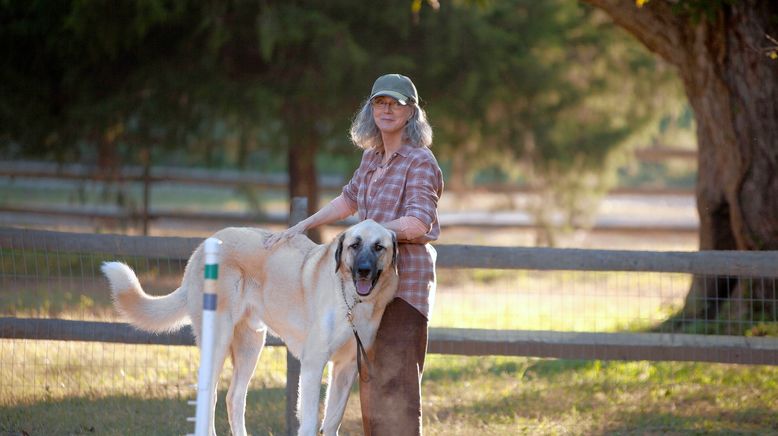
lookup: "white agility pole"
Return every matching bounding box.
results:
[191,237,222,436]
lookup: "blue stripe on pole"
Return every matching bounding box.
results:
[203,293,217,311]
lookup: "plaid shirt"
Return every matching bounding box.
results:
[342,144,443,319]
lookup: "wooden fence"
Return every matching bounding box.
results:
[1,195,777,433]
[1,225,777,364]
[0,159,698,235]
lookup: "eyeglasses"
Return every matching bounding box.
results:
[371,98,407,111]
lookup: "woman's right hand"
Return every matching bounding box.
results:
[263,221,307,249]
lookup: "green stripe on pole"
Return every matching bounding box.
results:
[204,264,218,280]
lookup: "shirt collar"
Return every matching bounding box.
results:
[397,144,414,157]
[372,143,414,159]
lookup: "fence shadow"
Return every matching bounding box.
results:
[0,387,286,435]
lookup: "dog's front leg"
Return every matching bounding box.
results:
[319,356,357,436]
[297,352,328,436]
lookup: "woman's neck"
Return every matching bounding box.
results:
[380,132,403,160]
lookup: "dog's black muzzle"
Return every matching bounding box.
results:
[352,250,382,296]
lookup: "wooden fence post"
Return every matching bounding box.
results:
[285,197,307,436]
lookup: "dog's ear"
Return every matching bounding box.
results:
[391,231,398,275]
[335,232,346,272]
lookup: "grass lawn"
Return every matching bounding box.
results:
[2,270,777,435]
[3,347,777,435]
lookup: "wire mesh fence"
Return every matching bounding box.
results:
[433,270,690,332]
[1,226,777,434]
[0,240,288,410]
[433,269,778,335]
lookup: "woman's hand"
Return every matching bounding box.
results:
[263,221,307,249]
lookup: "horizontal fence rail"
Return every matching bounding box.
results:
[436,245,778,277]
[1,227,775,276]
[429,328,778,365]
[0,160,347,190]
[2,317,776,365]
[0,159,694,194]
[0,226,202,258]
[0,205,698,233]
[1,159,697,235]
[1,226,777,366]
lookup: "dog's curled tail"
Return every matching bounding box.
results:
[101,261,189,333]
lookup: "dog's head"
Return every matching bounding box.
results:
[334,219,398,297]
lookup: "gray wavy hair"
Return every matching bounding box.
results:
[349,100,433,150]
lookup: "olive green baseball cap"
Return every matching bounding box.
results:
[370,74,418,105]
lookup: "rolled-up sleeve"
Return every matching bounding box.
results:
[342,151,369,207]
[403,158,441,229]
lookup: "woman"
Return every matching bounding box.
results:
[265,73,443,435]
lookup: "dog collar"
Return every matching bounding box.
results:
[339,276,370,382]
[339,276,362,326]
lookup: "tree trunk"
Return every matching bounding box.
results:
[582,0,778,327]
[288,143,320,240]
[285,102,322,243]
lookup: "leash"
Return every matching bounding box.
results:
[340,277,371,383]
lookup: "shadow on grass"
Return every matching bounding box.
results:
[424,356,595,383]
[424,356,778,434]
[1,387,286,436]
[600,407,778,435]
[430,384,778,435]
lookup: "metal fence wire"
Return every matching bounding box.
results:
[1,226,777,431]
[433,269,778,335]
[0,238,288,407]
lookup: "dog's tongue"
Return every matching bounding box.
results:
[356,279,372,296]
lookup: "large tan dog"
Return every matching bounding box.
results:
[101,220,398,436]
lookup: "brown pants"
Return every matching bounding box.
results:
[360,298,428,436]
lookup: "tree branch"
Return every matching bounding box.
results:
[581,0,689,67]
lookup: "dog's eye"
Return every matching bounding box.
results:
[374,243,384,251]
[349,242,360,250]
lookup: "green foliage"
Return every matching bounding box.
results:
[417,1,672,168]
[409,1,685,243]
[0,0,687,224]
[1,0,277,165]
[665,311,778,337]
[746,322,778,337]
[618,161,697,189]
